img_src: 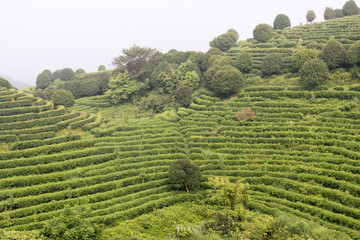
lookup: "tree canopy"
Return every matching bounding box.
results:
[253,24,273,43]
[324,7,336,20]
[209,29,239,52]
[306,10,316,23]
[320,39,346,69]
[168,159,201,194]
[342,0,359,16]
[0,78,12,89]
[273,14,291,30]
[299,59,330,87]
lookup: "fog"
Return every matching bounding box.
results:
[0,0,353,85]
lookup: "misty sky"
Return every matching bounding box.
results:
[0,0,354,85]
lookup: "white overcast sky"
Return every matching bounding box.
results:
[0,0,354,85]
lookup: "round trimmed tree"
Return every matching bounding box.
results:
[293,48,319,70]
[98,65,106,71]
[253,24,274,43]
[75,68,86,75]
[306,10,316,23]
[210,66,244,96]
[342,0,359,16]
[261,53,283,75]
[51,89,75,107]
[346,40,360,66]
[234,52,253,73]
[175,85,192,107]
[168,159,202,194]
[273,14,291,30]
[210,30,239,52]
[320,39,346,69]
[299,59,330,87]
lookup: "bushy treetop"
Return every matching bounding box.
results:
[299,58,330,87]
[51,89,75,107]
[324,7,336,20]
[253,24,273,43]
[261,53,283,76]
[210,65,244,96]
[273,14,291,30]
[342,0,359,16]
[306,10,316,23]
[320,39,346,69]
[168,159,202,194]
[209,29,239,52]
[0,78,12,89]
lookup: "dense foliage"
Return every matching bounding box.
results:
[253,24,273,43]
[306,10,316,23]
[51,89,75,107]
[324,7,336,20]
[342,0,359,16]
[261,53,283,75]
[209,29,239,52]
[299,58,330,86]
[36,69,54,89]
[209,66,244,96]
[0,78,12,89]
[293,48,319,70]
[273,14,291,30]
[320,39,346,69]
[345,40,360,66]
[168,159,202,194]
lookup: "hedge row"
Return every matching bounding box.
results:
[0,102,52,116]
[0,106,66,123]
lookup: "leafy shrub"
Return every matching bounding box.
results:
[210,66,244,96]
[75,68,86,75]
[59,68,75,81]
[299,59,330,86]
[335,9,344,18]
[168,159,202,193]
[206,48,225,56]
[320,39,346,69]
[234,53,253,73]
[324,7,336,20]
[293,48,319,70]
[306,10,316,23]
[209,29,239,52]
[0,78,12,89]
[175,85,193,107]
[41,205,102,240]
[342,0,359,16]
[235,108,256,121]
[253,24,273,43]
[51,89,75,107]
[273,14,291,30]
[98,65,106,71]
[261,53,283,76]
[36,69,54,89]
[345,40,360,66]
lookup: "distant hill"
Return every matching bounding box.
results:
[0,75,31,90]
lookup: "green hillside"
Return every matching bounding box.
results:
[2,9,360,240]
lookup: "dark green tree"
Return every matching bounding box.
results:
[209,30,239,52]
[342,0,359,16]
[51,89,75,107]
[306,10,316,23]
[60,68,75,81]
[320,39,346,69]
[335,9,344,18]
[299,59,330,87]
[261,53,283,75]
[41,205,101,240]
[234,52,253,73]
[345,40,360,66]
[175,85,192,107]
[273,14,291,30]
[98,65,106,71]
[210,66,244,96]
[36,69,54,89]
[324,7,336,20]
[293,48,319,70]
[75,68,86,75]
[112,45,159,81]
[253,24,273,43]
[206,47,225,56]
[168,159,202,194]
[0,78,13,89]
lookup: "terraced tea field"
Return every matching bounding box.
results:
[228,14,360,72]
[178,87,360,239]
[1,85,360,239]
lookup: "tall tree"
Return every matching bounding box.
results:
[112,45,159,81]
[342,0,359,16]
[324,7,336,20]
[306,10,316,23]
